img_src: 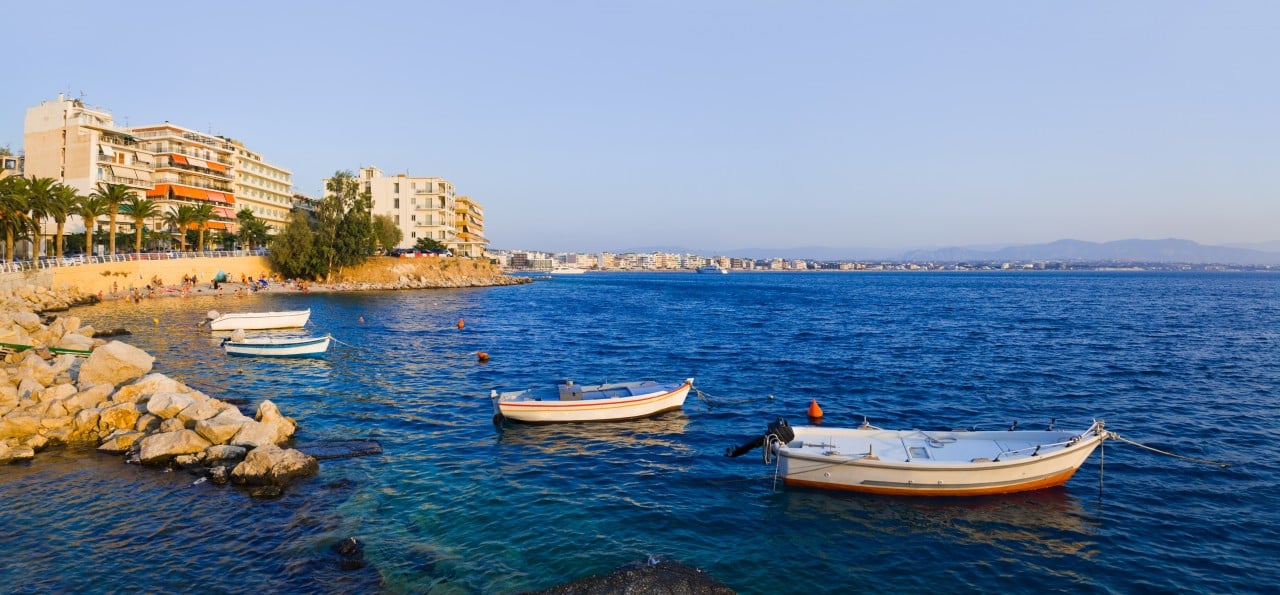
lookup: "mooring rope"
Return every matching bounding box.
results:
[1109,432,1230,467]
[328,335,365,351]
[690,386,773,410]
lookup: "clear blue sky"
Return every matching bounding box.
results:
[4,1,1277,254]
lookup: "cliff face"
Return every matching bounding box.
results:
[327,257,529,289]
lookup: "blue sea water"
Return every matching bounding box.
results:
[2,271,1278,593]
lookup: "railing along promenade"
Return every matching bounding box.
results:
[0,249,268,274]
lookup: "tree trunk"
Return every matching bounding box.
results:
[109,212,117,255]
[56,221,65,259]
[5,231,12,264]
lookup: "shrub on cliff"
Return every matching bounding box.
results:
[269,170,377,281]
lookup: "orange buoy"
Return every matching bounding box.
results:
[457,318,465,330]
[476,351,490,362]
[807,399,824,420]
[358,316,365,323]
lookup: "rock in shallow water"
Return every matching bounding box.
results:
[529,558,735,595]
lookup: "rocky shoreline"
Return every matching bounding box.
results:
[0,284,317,494]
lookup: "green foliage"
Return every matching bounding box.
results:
[0,176,33,262]
[120,196,161,254]
[236,208,272,251]
[414,236,446,252]
[275,168,378,280]
[91,182,135,255]
[269,209,316,279]
[372,213,402,253]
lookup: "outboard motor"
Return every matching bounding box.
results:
[725,417,795,458]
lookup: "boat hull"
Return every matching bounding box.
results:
[210,309,310,331]
[494,379,692,423]
[223,335,330,358]
[773,424,1106,496]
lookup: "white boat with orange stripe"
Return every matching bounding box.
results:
[729,418,1108,496]
[492,378,693,423]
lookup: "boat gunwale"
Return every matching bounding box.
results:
[495,379,693,410]
[777,427,1105,472]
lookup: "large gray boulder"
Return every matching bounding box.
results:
[137,429,212,465]
[146,392,196,419]
[229,420,280,449]
[78,341,154,388]
[254,400,297,442]
[229,443,317,486]
[194,409,250,445]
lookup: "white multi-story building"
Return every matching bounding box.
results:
[352,166,482,253]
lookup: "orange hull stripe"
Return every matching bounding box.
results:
[784,467,1080,497]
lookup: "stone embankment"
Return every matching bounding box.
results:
[0,285,317,493]
[324,257,531,290]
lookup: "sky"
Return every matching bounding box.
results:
[3,1,1277,254]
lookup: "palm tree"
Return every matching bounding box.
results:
[46,184,81,260]
[75,194,109,256]
[192,202,215,252]
[0,176,32,263]
[90,182,134,255]
[24,176,59,260]
[120,195,161,255]
[163,204,197,252]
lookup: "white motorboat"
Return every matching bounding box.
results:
[550,267,586,275]
[222,334,331,358]
[728,418,1108,496]
[492,378,693,423]
[208,309,310,331]
[696,264,727,274]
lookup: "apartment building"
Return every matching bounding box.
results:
[354,166,479,253]
[453,195,487,258]
[228,139,293,231]
[23,95,154,252]
[132,123,237,236]
[0,153,20,179]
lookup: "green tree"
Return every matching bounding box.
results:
[75,193,109,256]
[90,182,133,255]
[269,209,316,279]
[0,176,32,262]
[192,202,215,252]
[236,208,271,251]
[312,170,376,280]
[372,213,402,253]
[24,177,59,259]
[120,195,161,254]
[414,236,447,252]
[47,184,81,260]
[163,205,197,252]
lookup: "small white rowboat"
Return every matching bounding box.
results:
[222,334,331,358]
[209,309,310,331]
[492,378,693,423]
[730,418,1108,496]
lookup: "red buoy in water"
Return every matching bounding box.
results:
[476,351,490,363]
[807,399,824,420]
[457,318,465,330]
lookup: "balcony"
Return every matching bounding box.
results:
[155,160,232,180]
[152,174,232,193]
[98,174,150,188]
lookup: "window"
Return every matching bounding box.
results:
[394,182,399,193]
[394,198,399,208]
[411,232,416,238]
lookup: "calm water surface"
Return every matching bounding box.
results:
[2,272,1278,593]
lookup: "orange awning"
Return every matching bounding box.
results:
[204,221,229,230]
[205,191,231,204]
[214,207,236,218]
[171,155,189,165]
[205,161,227,172]
[172,185,206,200]
[146,184,170,198]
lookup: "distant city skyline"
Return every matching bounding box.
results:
[3,2,1277,253]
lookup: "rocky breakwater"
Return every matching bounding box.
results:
[325,257,532,291]
[0,285,317,495]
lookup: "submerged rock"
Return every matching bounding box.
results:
[531,558,735,595]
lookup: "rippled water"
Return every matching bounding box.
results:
[2,272,1278,593]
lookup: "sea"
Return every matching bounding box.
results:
[1,271,1278,594]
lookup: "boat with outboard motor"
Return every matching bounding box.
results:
[492,378,694,423]
[727,417,1108,496]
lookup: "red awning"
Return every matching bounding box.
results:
[214,207,236,218]
[205,192,231,204]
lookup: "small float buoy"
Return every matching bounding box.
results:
[476,351,490,363]
[457,318,465,330]
[152,318,159,325]
[807,399,824,420]
[358,316,364,323]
